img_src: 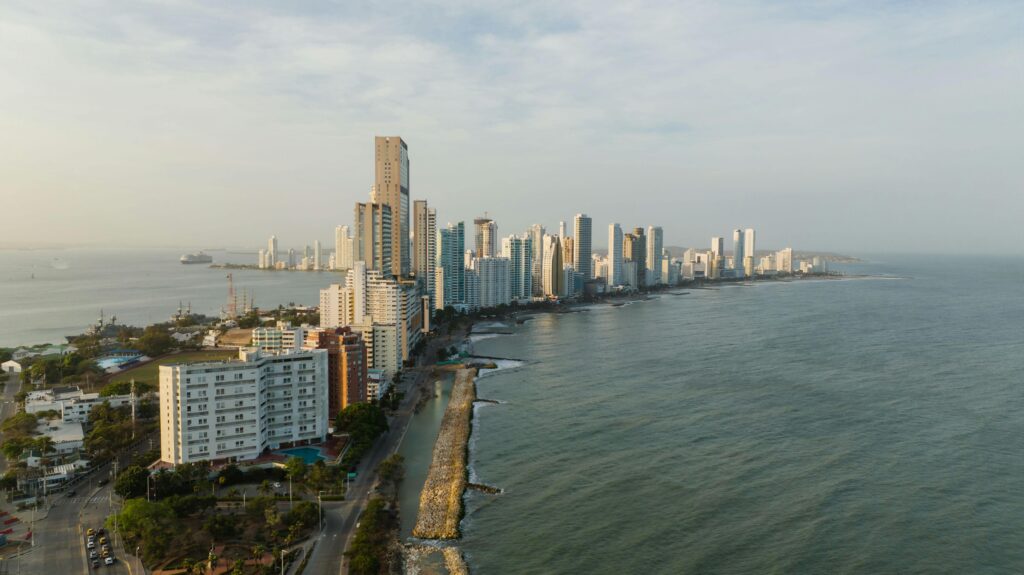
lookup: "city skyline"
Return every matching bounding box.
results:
[2,2,1021,254]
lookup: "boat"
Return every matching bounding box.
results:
[180,252,213,264]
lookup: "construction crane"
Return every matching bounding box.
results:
[226,273,237,319]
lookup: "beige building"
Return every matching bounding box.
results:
[354,202,392,274]
[375,136,410,277]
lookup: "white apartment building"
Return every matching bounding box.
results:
[252,322,307,354]
[475,257,511,308]
[159,348,328,465]
[25,386,135,424]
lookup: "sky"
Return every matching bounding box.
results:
[1,0,1022,254]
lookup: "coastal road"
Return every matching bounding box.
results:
[305,364,446,574]
[0,372,22,474]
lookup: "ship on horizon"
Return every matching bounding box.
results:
[180,252,213,264]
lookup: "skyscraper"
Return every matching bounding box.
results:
[374,136,410,277]
[354,202,392,273]
[437,222,465,309]
[608,223,623,287]
[542,234,564,297]
[313,239,322,270]
[573,213,593,281]
[529,224,545,297]
[413,200,437,307]
[624,227,647,288]
[476,257,511,308]
[335,225,353,271]
[474,216,498,258]
[502,234,533,301]
[267,235,278,268]
[646,226,663,285]
[732,229,745,275]
[744,228,756,276]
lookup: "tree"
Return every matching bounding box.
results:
[218,464,244,486]
[109,499,176,564]
[203,513,236,539]
[115,465,149,499]
[284,456,307,483]
[377,454,405,488]
[134,325,175,357]
[285,501,319,531]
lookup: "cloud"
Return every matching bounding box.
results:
[0,0,1021,253]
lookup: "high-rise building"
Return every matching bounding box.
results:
[542,234,564,297]
[744,228,756,276]
[646,226,663,285]
[573,214,593,280]
[304,327,367,415]
[267,235,278,268]
[608,223,624,287]
[528,224,546,297]
[335,226,353,271]
[252,322,307,354]
[313,239,322,270]
[159,348,329,464]
[502,234,533,301]
[437,222,466,309]
[558,221,567,239]
[776,247,793,273]
[624,228,646,288]
[464,266,481,311]
[476,257,511,308]
[354,202,393,274]
[732,229,746,275]
[413,200,437,308]
[562,237,574,273]
[474,216,498,258]
[374,136,410,277]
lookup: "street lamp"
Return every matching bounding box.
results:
[317,490,327,533]
[280,547,296,575]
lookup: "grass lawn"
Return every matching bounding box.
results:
[109,350,238,386]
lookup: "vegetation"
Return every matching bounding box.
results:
[0,412,41,459]
[335,403,389,466]
[109,350,237,386]
[84,401,155,461]
[100,379,155,396]
[345,497,397,575]
[132,325,175,357]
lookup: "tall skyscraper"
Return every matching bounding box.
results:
[304,327,367,415]
[413,200,437,307]
[732,229,745,274]
[354,202,393,273]
[313,239,322,270]
[624,228,647,288]
[374,136,410,277]
[476,257,511,308]
[573,214,593,280]
[502,234,533,301]
[529,224,546,297]
[437,222,465,309]
[776,247,793,273]
[474,216,498,258]
[558,221,567,239]
[646,226,663,285]
[608,223,623,287]
[744,228,756,276]
[562,237,574,272]
[267,235,278,268]
[542,234,564,297]
[335,225,353,271]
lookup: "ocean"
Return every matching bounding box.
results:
[407,256,1024,574]
[0,248,341,347]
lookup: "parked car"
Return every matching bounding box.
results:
[87,540,96,549]
[104,557,114,566]
[86,528,95,536]
[91,560,100,569]
[89,551,98,559]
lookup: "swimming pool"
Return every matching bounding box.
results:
[275,446,326,464]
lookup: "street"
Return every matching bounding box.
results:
[0,372,22,475]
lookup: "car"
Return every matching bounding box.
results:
[273,482,282,488]
[104,557,114,566]
[96,528,105,536]
[99,536,107,545]
[89,551,98,559]
[101,544,110,553]
[87,540,96,549]
[66,490,76,497]
[91,560,100,569]
[87,528,95,536]
[97,479,108,486]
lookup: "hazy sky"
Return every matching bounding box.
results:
[1,1,1021,254]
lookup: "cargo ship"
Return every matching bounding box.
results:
[180,252,213,264]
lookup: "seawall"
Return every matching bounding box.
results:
[412,367,477,539]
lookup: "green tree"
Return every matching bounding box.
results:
[115,465,149,499]
[109,499,176,564]
[134,325,175,357]
[284,456,307,484]
[285,501,320,531]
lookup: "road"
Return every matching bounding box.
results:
[305,324,462,575]
[0,372,22,474]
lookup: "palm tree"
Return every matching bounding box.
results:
[258,480,272,496]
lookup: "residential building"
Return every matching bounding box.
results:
[624,228,646,288]
[573,214,593,281]
[159,348,329,464]
[354,202,393,274]
[542,234,564,297]
[732,229,746,276]
[252,322,307,354]
[528,224,546,297]
[334,226,353,271]
[304,327,367,415]
[374,136,411,277]
[413,200,437,307]
[646,226,663,285]
[476,257,511,308]
[776,247,794,273]
[502,234,533,301]
[608,223,624,287]
[437,222,466,309]
[474,216,498,258]
[267,235,278,268]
